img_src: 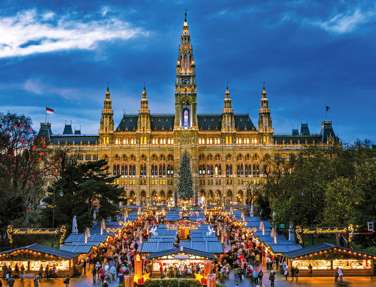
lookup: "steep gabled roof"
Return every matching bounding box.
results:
[198,115,222,131]
[151,115,174,131]
[116,114,138,131]
[234,114,256,131]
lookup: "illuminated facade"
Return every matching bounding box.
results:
[38,14,337,206]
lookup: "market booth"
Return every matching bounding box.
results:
[136,246,216,286]
[0,243,78,277]
[284,243,376,276]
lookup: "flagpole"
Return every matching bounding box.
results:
[45,105,47,124]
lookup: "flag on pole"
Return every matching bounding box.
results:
[46,107,55,114]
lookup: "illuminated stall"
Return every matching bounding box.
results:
[0,243,78,277]
[145,247,215,285]
[284,243,376,276]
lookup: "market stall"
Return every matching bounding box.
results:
[284,243,376,276]
[144,247,215,285]
[0,243,78,277]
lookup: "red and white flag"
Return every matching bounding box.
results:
[46,107,55,114]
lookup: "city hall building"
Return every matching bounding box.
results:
[39,15,337,206]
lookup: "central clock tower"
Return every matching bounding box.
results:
[174,12,198,130]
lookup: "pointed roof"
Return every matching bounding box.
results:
[262,84,267,99]
[224,84,231,99]
[141,85,147,99]
[105,86,111,99]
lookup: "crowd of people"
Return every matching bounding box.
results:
[85,213,158,286]
[1,208,350,287]
[207,212,276,287]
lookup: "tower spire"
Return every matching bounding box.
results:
[258,84,273,142]
[99,86,114,144]
[222,84,235,132]
[223,84,233,113]
[137,85,151,133]
[174,12,197,129]
[140,85,149,112]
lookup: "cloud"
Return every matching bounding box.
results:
[0,9,147,58]
[23,79,78,99]
[316,8,374,34]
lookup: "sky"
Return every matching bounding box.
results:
[0,0,375,143]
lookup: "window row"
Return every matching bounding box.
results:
[198,137,260,145]
[77,154,98,161]
[113,164,136,176]
[111,154,174,162]
[198,164,261,177]
[113,164,174,177]
[114,138,174,145]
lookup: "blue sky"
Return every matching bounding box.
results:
[0,0,375,143]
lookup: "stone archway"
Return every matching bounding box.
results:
[226,189,233,204]
[151,190,157,205]
[160,190,166,205]
[215,190,222,205]
[129,190,136,205]
[237,190,244,204]
[140,190,147,206]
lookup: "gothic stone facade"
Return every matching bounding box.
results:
[38,15,337,206]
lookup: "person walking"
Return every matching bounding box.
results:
[63,277,70,287]
[92,266,97,285]
[338,267,344,282]
[257,269,264,287]
[295,266,299,282]
[269,270,276,287]
[284,265,289,280]
[334,267,339,282]
[33,275,39,287]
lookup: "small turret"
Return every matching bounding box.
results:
[137,86,151,133]
[321,120,337,144]
[221,85,235,133]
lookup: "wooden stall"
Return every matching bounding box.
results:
[285,243,376,276]
[0,243,78,277]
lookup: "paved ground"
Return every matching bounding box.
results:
[1,274,376,287]
[221,271,376,287]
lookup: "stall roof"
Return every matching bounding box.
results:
[146,246,215,260]
[284,243,376,259]
[141,241,175,253]
[64,233,108,244]
[180,240,223,254]
[0,243,77,259]
[60,244,93,254]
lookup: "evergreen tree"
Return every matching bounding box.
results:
[41,157,123,232]
[177,152,193,201]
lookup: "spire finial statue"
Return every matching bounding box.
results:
[142,84,147,99]
[262,82,267,98]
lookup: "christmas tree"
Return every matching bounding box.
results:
[177,152,193,202]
